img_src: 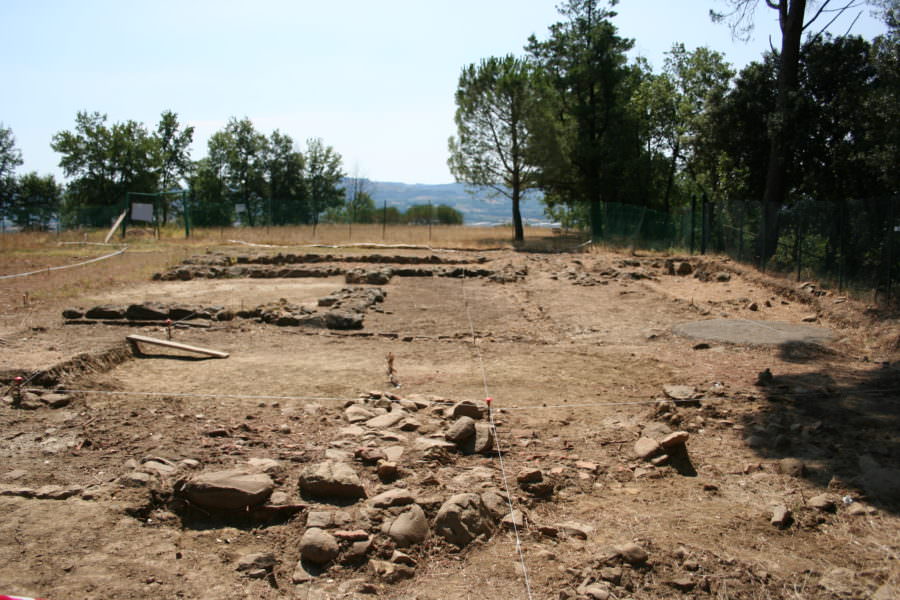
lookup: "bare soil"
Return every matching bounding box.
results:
[1,247,898,600]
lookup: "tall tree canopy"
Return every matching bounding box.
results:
[206,117,268,226]
[0,124,24,225]
[711,0,879,262]
[448,54,538,242]
[51,111,159,225]
[156,110,194,222]
[304,137,345,230]
[526,0,637,240]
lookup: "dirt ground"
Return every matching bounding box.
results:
[1,245,898,600]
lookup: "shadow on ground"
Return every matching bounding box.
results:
[740,351,900,514]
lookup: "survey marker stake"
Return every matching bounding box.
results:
[126,334,229,359]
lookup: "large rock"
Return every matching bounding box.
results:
[125,303,169,320]
[325,310,363,330]
[464,423,494,454]
[85,304,125,319]
[445,416,476,443]
[299,527,339,565]
[434,493,495,547]
[451,400,488,420]
[385,504,428,547]
[366,410,407,429]
[299,461,366,500]
[345,404,375,423]
[181,469,273,510]
[634,437,661,460]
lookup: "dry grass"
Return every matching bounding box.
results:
[0,224,584,334]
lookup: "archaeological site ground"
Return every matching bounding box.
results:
[1,232,898,600]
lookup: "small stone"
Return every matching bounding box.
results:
[634,437,661,460]
[650,454,669,466]
[575,461,598,473]
[299,528,339,565]
[599,566,622,584]
[501,509,526,530]
[369,488,414,508]
[801,314,818,322]
[747,302,759,311]
[557,521,592,540]
[291,560,316,584]
[668,577,695,591]
[846,502,876,516]
[40,393,71,409]
[355,446,387,464]
[236,552,277,572]
[616,542,648,564]
[385,504,429,547]
[298,461,366,500]
[676,262,693,276]
[376,460,398,481]
[770,504,791,528]
[807,494,836,512]
[582,584,609,600]
[369,559,415,583]
[181,470,274,510]
[516,468,543,485]
[333,529,369,542]
[663,384,696,400]
[120,471,154,487]
[344,539,372,563]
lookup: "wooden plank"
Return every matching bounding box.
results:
[104,209,128,243]
[126,334,229,358]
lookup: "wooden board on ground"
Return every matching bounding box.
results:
[125,334,229,358]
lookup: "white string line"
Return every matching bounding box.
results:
[0,246,128,280]
[460,273,534,600]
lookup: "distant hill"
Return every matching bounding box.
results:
[355,181,552,226]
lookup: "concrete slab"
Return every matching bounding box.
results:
[672,318,834,346]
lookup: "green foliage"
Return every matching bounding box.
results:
[405,203,464,225]
[448,54,539,240]
[525,0,639,239]
[187,158,232,227]
[0,124,24,225]
[305,137,345,227]
[156,110,194,222]
[206,117,268,226]
[266,130,307,225]
[10,172,62,229]
[52,112,159,225]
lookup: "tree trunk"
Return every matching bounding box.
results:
[512,186,524,242]
[760,0,807,264]
[663,139,680,215]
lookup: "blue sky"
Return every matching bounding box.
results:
[1,0,888,185]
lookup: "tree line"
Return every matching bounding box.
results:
[1,112,466,231]
[0,112,350,230]
[449,0,898,280]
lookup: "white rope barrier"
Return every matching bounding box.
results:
[0,246,128,280]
